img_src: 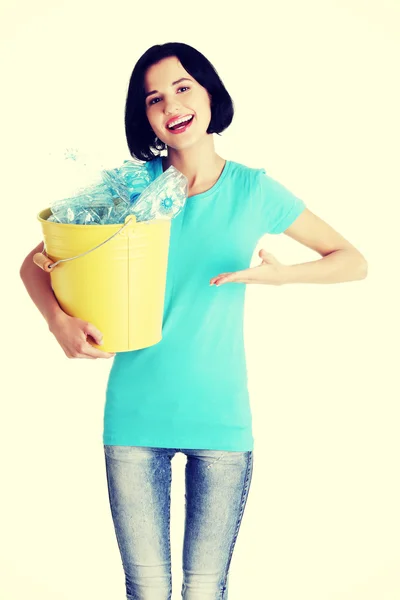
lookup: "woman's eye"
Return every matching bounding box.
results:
[148,87,189,106]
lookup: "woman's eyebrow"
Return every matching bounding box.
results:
[145,77,192,99]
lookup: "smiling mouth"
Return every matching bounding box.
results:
[166,115,194,132]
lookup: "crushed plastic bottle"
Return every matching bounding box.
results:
[128,165,187,222]
[48,160,188,225]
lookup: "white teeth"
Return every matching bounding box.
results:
[167,115,193,129]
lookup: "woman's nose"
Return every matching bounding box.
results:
[164,100,181,115]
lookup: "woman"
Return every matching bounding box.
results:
[20,42,368,600]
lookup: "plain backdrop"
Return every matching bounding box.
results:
[1,1,399,598]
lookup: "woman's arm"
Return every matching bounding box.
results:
[19,242,115,358]
[19,241,65,332]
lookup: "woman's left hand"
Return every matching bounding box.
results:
[210,249,285,287]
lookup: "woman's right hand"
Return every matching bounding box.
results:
[49,312,116,359]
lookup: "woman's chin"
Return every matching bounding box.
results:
[166,134,206,153]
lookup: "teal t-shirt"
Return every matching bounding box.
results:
[103,157,306,451]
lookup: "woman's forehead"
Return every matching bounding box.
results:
[144,57,190,89]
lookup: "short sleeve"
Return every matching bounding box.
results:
[257,168,306,235]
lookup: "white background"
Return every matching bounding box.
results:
[1,1,399,598]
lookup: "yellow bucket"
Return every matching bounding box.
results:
[35,208,171,352]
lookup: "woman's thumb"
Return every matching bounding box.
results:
[259,249,277,262]
[84,322,103,345]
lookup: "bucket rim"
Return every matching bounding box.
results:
[36,209,168,227]
[37,209,142,228]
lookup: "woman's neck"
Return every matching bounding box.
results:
[161,136,225,190]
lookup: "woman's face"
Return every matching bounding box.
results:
[144,56,212,150]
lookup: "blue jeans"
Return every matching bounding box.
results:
[104,445,254,600]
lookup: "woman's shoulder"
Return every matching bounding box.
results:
[228,158,265,174]
[227,159,266,185]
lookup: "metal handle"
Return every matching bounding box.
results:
[34,216,135,272]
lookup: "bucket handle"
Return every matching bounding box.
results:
[33,216,135,273]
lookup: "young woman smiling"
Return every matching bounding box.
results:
[20,42,368,600]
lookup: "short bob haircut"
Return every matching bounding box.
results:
[125,42,234,162]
